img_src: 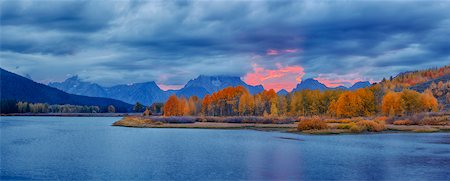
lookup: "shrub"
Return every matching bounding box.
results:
[373,116,388,122]
[336,122,355,129]
[112,116,153,126]
[350,124,365,133]
[199,116,296,124]
[393,120,413,125]
[150,116,196,123]
[297,117,328,131]
[350,120,386,133]
[422,116,449,125]
[325,119,352,123]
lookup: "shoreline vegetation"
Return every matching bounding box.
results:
[111,66,450,135]
[112,113,450,134]
[0,113,140,117]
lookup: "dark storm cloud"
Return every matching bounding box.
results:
[1,0,449,87]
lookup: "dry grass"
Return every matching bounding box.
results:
[349,120,386,133]
[393,120,413,125]
[373,116,388,122]
[325,119,352,123]
[198,116,295,124]
[387,112,449,125]
[297,117,328,131]
[113,115,450,134]
[335,122,355,129]
[112,116,156,127]
[386,124,448,133]
[422,116,449,125]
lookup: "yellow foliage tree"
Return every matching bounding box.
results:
[381,91,402,116]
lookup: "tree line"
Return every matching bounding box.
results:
[163,83,439,118]
[0,100,117,114]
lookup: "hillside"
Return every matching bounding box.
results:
[410,74,450,111]
[0,68,132,112]
[390,64,450,87]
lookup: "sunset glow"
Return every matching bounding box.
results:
[244,63,304,91]
[316,73,366,87]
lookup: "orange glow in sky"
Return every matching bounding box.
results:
[244,63,305,91]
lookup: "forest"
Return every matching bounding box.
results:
[0,100,116,114]
[161,65,450,118]
[162,84,439,118]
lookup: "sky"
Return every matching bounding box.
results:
[1,0,449,91]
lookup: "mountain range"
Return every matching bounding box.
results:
[49,75,371,105]
[1,67,372,108]
[49,76,167,106]
[0,68,132,112]
[291,78,371,92]
[49,75,265,105]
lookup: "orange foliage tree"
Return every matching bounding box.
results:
[164,95,180,116]
[381,91,402,116]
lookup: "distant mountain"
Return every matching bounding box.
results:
[49,76,167,105]
[349,81,371,90]
[49,75,264,104]
[0,68,131,112]
[332,85,348,90]
[49,76,107,97]
[178,75,264,98]
[277,89,289,96]
[292,79,371,92]
[292,78,328,92]
[175,86,209,98]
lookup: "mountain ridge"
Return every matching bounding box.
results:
[49,75,265,105]
[291,78,371,92]
[0,68,132,112]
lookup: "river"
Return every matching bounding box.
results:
[1,116,449,180]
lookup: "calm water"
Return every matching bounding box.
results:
[1,117,449,180]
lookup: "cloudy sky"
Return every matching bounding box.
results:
[1,0,449,91]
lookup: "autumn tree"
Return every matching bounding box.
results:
[179,97,189,116]
[400,89,422,115]
[254,94,264,116]
[202,94,213,116]
[238,92,254,116]
[188,96,201,116]
[270,96,279,116]
[335,91,363,118]
[355,88,375,116]
[164,95,180,116]
[277,95,288,116]
[421,90,438,112]
[382,89,438,116]
[381,91,402,116]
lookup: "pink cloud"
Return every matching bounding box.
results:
[266,48,300,56]
[283,48,299,53]
[266,49,279,56]
[244,63,305,91]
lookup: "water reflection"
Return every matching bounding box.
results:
[1,117,449,180]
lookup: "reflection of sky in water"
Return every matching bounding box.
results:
[1,116,449,180]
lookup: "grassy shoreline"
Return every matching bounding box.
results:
[112,116,450,134]
[0,113,141,117]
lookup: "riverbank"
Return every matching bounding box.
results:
[112,116,450,134]
[1,113,141,117]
